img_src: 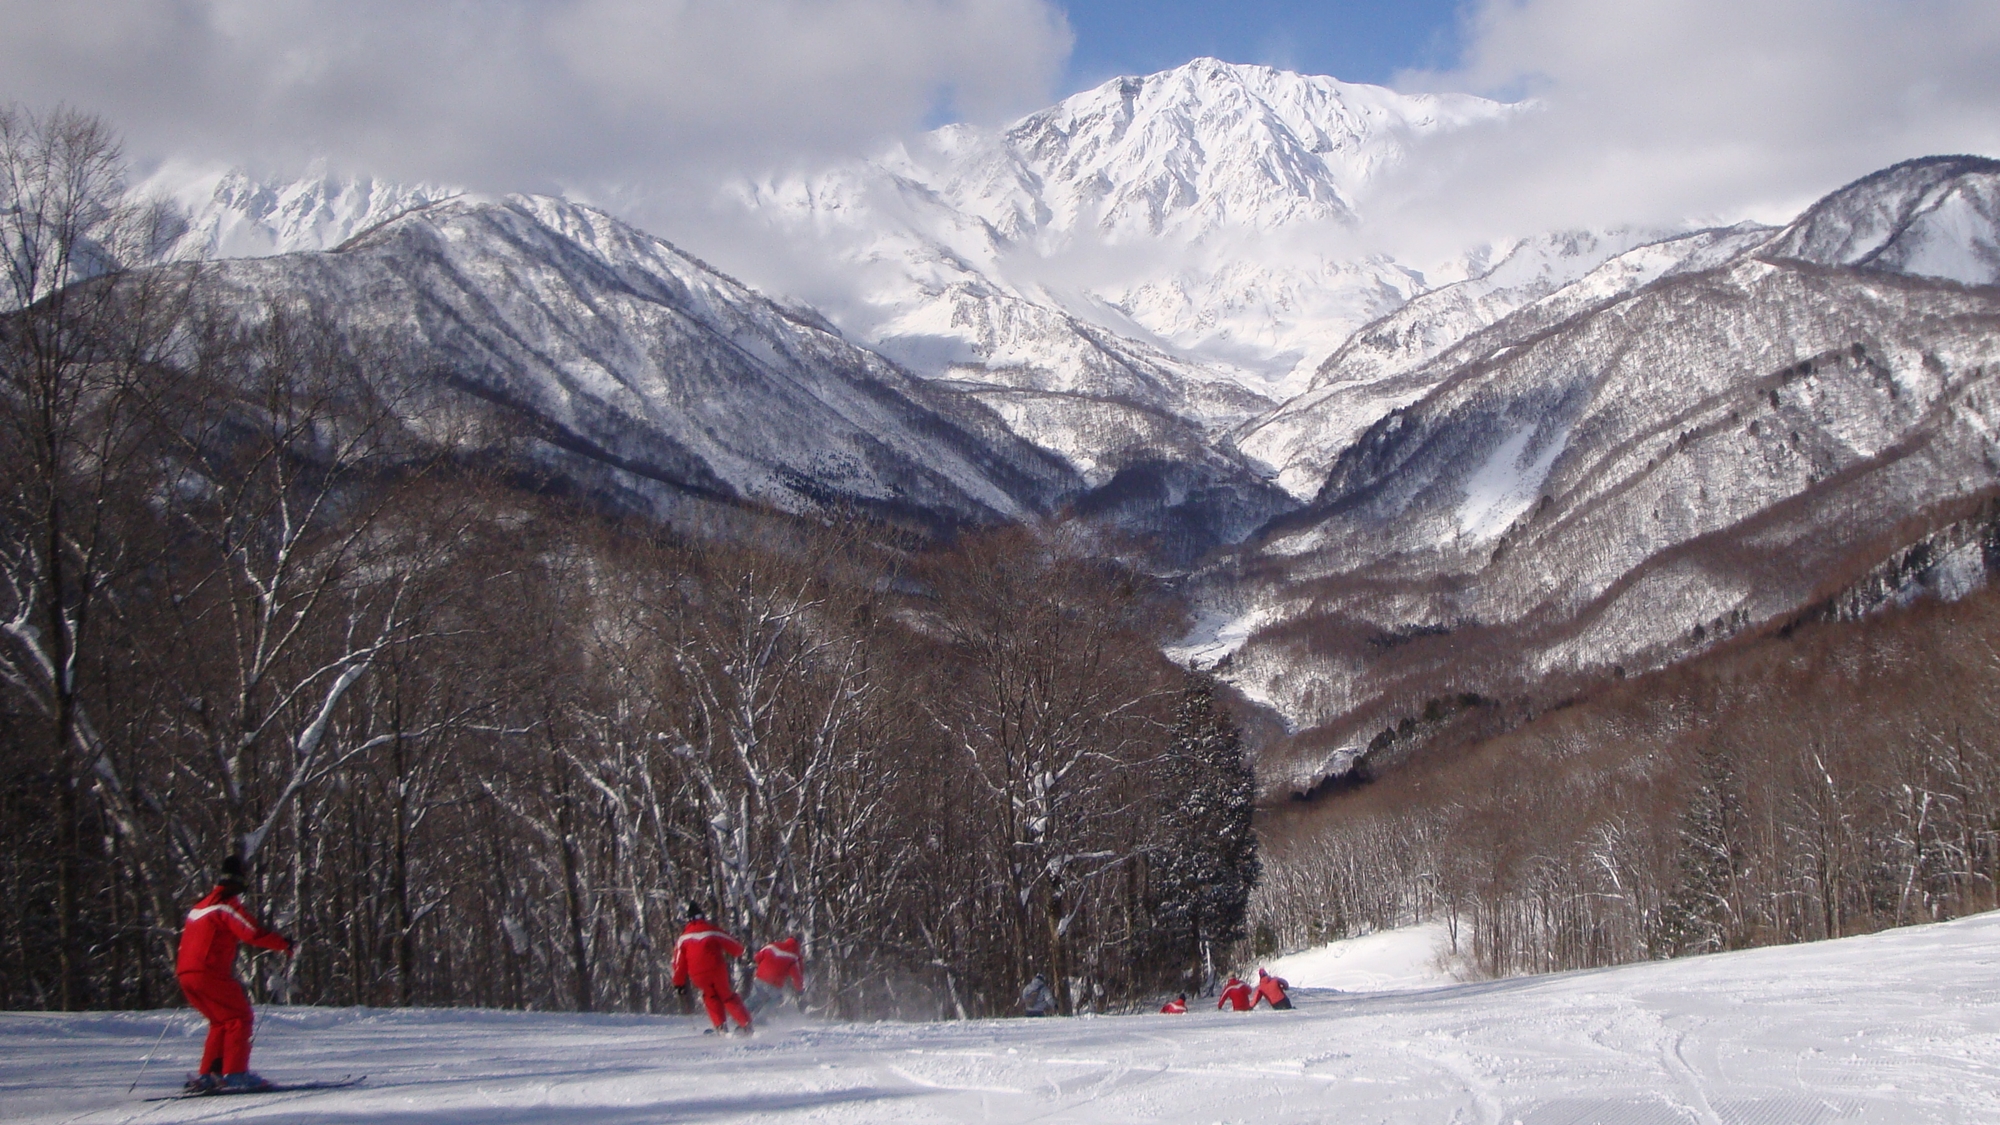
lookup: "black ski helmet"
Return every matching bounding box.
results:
[217,855,247,894]
[685,900,706,921]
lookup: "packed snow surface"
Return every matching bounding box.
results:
[10,911,2000,1122]
[1263,921,1463,992]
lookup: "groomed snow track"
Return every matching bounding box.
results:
[8,911,1998,1123]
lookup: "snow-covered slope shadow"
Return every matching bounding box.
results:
[8,911,1998,1123]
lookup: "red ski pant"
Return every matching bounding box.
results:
[178,971,255,1074]
[691,969,752,1029]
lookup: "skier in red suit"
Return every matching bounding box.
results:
[1159,994,1188,1014]
[176,856,293,1092]
[1252,968,1294,1010]
[672,902,752,1035]
[746,936,804,1017]
[1217,975,1254,1010]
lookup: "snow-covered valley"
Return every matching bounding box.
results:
[10,911,1999,1124]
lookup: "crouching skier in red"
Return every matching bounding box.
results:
[672,902,752,1036]
[1159,994,1188,1014]
[177,856,293,1093]
[746,936,804,1018]
[1252,968,1294,1010]
[1217,975,1254,1011]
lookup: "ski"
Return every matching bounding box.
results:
[147,1075,366,1101]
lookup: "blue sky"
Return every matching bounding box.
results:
[1059,0,1471,90]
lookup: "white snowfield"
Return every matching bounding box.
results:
[1265,920,1464,992]
[8,912,1998,1123]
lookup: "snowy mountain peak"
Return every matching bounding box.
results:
[732,60,1518,418]
[141,161,462,260]
[1760,154,2000,286]
[1003,58,1511,239]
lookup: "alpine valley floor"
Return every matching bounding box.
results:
[8,912,2000,1124]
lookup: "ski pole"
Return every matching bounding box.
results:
[128,1015,178,1094]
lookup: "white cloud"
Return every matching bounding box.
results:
[12,0,1995,313]
[1367,0,2000,259]
[0,0,1072,193]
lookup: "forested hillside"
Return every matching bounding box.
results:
[0,110,1258,1017]
[1254,573,2000,976]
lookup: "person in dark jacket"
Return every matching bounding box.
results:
[177,856,293,1092]
[1020,973,1057,1016]
[671,902,753,1035]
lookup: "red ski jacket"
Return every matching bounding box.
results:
[754,938,804,988]
[1254,973,1291,1008]
[1159,998,1187,1014]
[177,887,290,976]
[1217,979,1254,1010]
[671,919,744,987]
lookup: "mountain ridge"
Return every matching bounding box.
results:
[1201,154,2000,788]
[194,193,1085,531]
[735,57,1518,416]
[138,80,2000,784]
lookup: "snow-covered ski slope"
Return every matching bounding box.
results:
[1266,920,1463,992]
[9,912,1999,1123]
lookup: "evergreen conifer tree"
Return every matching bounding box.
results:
[1655,743,1745,957]
[1152,672,1259,992]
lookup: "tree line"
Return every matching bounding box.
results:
[1253,574,2000,978]
[0,107,1259,1017]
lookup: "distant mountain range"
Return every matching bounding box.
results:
[735,58,1511,406]
[143,63,2000,786]
[1215,155,2000,787]
[190,194,1082,533]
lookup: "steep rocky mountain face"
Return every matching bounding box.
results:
[741,59,1511,403]
[1232,224,1775,497]
[145,163,460,260]
[170,61,1502,558]
[194,195,1083,531]
[730,59,1517,513]
[1761,155,2000,285]
[154,63,1735,567]
[1201,157,2000,790]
